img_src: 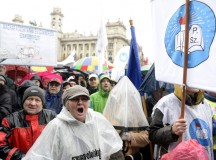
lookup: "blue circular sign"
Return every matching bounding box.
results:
[165,1,216,68]
[119,52,129,62]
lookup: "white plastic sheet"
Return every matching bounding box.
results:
[103,76,149,132]
[23,108,122,160]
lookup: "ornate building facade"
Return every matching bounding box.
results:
[50,8,144,64]
[12,7,144,65]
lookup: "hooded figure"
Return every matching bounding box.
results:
[30,74,43,89]
[90,75,112,113]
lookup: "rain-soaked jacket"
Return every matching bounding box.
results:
[90,75,112,113]
[149,85,213,159]
[23,107,123,160]
[0,109,56,160]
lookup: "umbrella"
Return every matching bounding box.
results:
[5,65,29,81]
[31,66,54,72]
[17,73,34,86]
[71,56,114,71]
[139,63,174,96]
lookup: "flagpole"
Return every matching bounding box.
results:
[129,19,154,160]
[96,17,108,75]
[179,0,190,142]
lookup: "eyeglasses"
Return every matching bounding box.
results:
[49,82,60,87]
[70,96,89,102]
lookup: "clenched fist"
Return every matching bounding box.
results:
[171,119,187,135]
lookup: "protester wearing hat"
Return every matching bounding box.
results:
[67,76,77,87]
[62,81,71,93]
[77,74,87,87]
[90,74,112,113]
[30,74,43,89]
[42,75,51,91]
[23,85,124,160]
[87,73,99,95]
[15,80,37,112]
[0,74,17,123]
[0,86,56,160]
[46,74,63,114]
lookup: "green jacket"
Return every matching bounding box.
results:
[90,75,111,113]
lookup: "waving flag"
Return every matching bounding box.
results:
[96,17,108,74]
[151,0,216,92]
[126,21,142,90]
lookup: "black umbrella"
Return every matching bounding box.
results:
[139,63,174,96]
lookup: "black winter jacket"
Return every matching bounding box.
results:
[0,85,13,123]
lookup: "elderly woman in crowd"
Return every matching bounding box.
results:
[23,85,124,160]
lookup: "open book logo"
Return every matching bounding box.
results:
[175,15,204,53]
[164,1,215,68]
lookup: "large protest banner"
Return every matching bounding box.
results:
[0,21,58,66]
[151,0,216,92]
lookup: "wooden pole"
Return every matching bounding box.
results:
[130,18,154,160]
[141,96,154,160]
[179,0,190,142]
[141,96,148,117]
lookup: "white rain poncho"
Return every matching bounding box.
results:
[22,107,122,160]
[103,76,149,138]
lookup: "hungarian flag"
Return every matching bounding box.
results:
[151,0,216,92]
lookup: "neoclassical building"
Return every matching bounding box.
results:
[50,8,144,64]
[12,7,144,65]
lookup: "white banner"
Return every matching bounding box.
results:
[0,21,58,66]
[151,0,216,92]
[96,17,108,74]
[111,46,130,82]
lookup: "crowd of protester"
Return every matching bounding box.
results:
[0,64,215,160]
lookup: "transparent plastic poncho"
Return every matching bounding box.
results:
[103,76,149,137]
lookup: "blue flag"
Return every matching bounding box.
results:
[126,25,142,90]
